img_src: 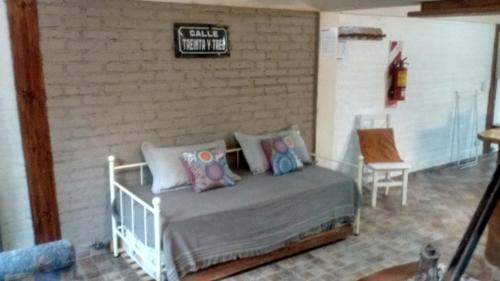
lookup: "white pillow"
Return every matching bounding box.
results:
[141,140,226,194]
[234,131,278,175]
[234,125,312,175]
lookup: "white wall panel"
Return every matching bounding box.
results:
[317,12,495,172]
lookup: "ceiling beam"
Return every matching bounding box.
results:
[409,0,500,17]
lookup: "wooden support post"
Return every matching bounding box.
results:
[6,0,61,244]
[485,25,500,153]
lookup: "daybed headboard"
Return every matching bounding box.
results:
[111,148,244,186]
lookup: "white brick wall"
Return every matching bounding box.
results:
[37,0,318,251]
[0,0,34,250]
[317,12,495,172]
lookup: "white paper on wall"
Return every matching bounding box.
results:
[319,27,337,58]
[337,40,349,65]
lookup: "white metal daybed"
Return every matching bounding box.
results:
[108,149,363,281]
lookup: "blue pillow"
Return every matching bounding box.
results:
[261,136,303,176]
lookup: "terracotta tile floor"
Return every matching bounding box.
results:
[7,157,499,281]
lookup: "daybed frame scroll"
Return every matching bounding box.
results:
[108,150,363,281]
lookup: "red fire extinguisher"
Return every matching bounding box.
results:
[389,58,408,101]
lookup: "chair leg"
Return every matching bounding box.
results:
[372,172,378,207]
[402,169,409,206]
[384,171,390,195]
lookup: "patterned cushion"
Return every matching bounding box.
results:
[182,148,238,192]
[234,124,312,175]
[261,136,303,176]
[141,140,226,193]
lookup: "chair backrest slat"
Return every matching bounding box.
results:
[357,113,391,129]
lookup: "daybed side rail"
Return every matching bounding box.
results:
[310,153,364,188]
[108,156,163,281]
[311,153,359,169]
[311,153,364,235]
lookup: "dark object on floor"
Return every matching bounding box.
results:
[358,262,418,281]
[91,241,108,250]
[0,240,74,281]
[414,244,440,281]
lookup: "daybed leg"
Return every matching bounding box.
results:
[108,155,119,257]
[153,197,162,281]
[402,169,409,207]
[354,210,361,235]
[371,172,378,208]
[355,155,364,235]
[384,172,390,195]
[357,155,364,197]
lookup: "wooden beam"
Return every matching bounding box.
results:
[358,262,418,281]
[409,0,500,17]
[6,0,61,244]
[485,25,500,153]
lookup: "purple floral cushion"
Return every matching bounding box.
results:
[181,148,237,192]
[261,136,303,176]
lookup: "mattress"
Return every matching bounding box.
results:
[115,165,361,281]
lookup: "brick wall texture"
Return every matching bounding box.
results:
[37,0,318,250]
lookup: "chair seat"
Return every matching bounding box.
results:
[367,162,411,171]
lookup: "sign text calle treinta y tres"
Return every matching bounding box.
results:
[174,23,229,58]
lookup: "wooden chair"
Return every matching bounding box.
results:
[357,114,411,208]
